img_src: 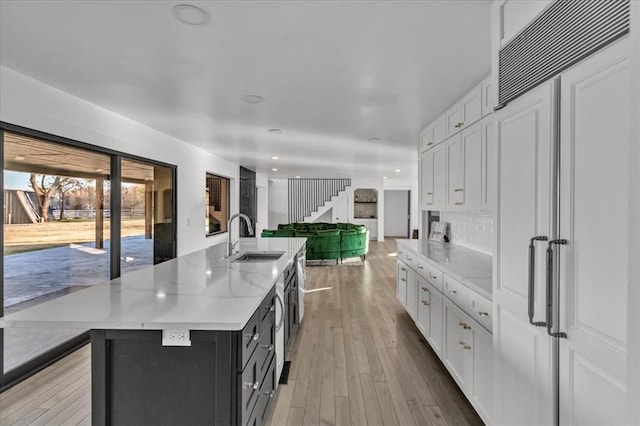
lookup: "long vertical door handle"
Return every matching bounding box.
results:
[546,239,567,338]
[529,236,548,327]
[275,293,285,332]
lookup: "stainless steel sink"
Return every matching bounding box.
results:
[228,251,285,263]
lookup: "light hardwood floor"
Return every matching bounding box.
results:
[0,239,482,425]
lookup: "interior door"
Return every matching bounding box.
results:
[494,81,554,425]
[558,37,631,426]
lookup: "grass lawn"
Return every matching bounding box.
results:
[4,218,146,255]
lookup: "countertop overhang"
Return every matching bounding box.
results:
[0,238,306,331]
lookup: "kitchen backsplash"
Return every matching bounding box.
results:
[442,211,493,255]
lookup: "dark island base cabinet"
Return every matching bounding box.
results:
[91,288,276,426]
[283,261,299,351]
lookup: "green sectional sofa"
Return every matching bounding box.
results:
[261,222,369,262]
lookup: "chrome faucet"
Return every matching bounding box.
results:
[227,213,254,256]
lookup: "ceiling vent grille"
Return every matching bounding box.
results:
[498,0,630,108]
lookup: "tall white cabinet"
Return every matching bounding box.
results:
[493,36,634,426]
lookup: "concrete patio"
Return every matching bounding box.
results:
[4,235,153,371]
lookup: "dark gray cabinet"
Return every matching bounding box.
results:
[283,260,298,350]
[91,288,276,426]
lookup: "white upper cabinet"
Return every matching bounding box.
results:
[420,114,447,153]
[445,85,483,138]
[481,116,495,211]
[481,75,494,117]
[420,151,434,209]
[446,134,463,208]
[432,144,447,211]
[446,121,483,211]
[461,122,483,210]
[494,0,553,47]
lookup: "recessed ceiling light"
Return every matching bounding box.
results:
[14,156,25,161]
[383,176,388,179]
[368,137,381,142]
[268,128,283,134]
[395,169,401,172]
[272,168,278,172]
[172,4,211,26]
[271,156,279,160]
[244,95,264,104]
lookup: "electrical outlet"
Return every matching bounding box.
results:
[162,330,191,346]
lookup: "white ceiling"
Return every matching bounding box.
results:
[0,0,492,181]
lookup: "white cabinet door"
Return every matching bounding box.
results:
[460,85,482,129]
[462,122,483,210]
[427,283,444,358]
[494,81,554,426]
[432,144,447,211]
[446,104,463,137]
[396,261,408,307]
[405,267,417,321]
[481,75,494,117]
[558,38,631,426]
[481,116,495,211]
[432,115,447,145]
[446,135,463,208]
[443,297,468,390]
[420,114,447,152]
[420,152,434,208]
[416,277,430,336]
[467,317,493,425]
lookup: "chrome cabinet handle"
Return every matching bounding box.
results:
[418,265,424,269]
[263,390,275,398]
[528,236,548,327]
[454,202,464,205]
[401,267,406,272]
[262,344,274,351]
[454,188,464,192]
[478,312,489,317]
[269,304,276,312]
[546,239,568,338]
[430,274,437,279]
[422,300,430,306]
[407,257,413,261]
[245,381,260,390]
[427,142,434,146]
[426,192,433,195]
[463,345,471,350]
[450,290,457,295]
[400,278,406,282]
[454,122,465,128]
[421,286,429,292]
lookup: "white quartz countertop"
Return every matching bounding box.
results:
[0,238,306,331]
[396,239,492,300]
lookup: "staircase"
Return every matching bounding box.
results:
[288,178,351,223]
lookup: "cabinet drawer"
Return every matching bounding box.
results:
[246,357,276,426]
[257,314,276,380]
[240,310,261,370]
[444,275,469,311]
[469,291,492,333]
[259,290,276,332]
[415,259,443,292]
[397,250,417,270]
[239,349,262,425]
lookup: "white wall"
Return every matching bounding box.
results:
[267,179,288,229]
[384,190,409,237]
[0,66,239,256]
[314,208,332,223]
[255,173,269,235]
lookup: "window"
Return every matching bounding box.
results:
[205,173,229,236]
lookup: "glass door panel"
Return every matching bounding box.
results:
[3,131,110,372]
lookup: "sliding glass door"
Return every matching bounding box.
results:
[1,125,176,389]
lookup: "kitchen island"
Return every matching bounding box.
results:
[1,238,306,426]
